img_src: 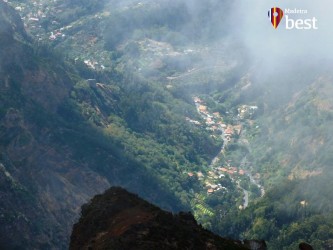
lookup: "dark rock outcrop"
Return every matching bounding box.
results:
[299,242,314,250]
[70,187,265,250]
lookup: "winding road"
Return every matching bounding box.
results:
[191,95,264,210]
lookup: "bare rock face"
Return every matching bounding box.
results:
[70,187,266,250]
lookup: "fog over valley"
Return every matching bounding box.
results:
[1,0,333,249]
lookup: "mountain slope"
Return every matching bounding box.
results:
[0,1,222,248]
[207,74,333,249]
[3,0,333,248]
[0,2,109,248]
[70,187,266,250]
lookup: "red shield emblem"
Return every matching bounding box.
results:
[268,7,284,29]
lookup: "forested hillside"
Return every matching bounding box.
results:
[0,1,224,248]
[213,76,333,249]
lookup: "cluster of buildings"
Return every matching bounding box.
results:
[205,165,246,194]
[237,105,258,120]
[187,164,247,194]
[49,30,65,40]
[192,96,242,143]
[48,24,73,40]
[9,1,71,43]
[193,97,225,134]
[186,96,262,195]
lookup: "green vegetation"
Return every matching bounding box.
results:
[215,176,333,249]
[3,0,333,249]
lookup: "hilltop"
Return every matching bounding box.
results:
[70,187,266,250]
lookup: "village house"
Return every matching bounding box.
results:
[193,97,203,103]
[198,105,207,112]
[224,127,234,136]
[187,172,194,177]
[238,105,259,119]
[228,170,234,175]
[220,167,228,172]
[197,172,204,179]
[207,189,214,194]
[205,181,213,187]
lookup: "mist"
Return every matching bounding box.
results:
[2,0,333,248]
[228,0,333,73]
[230,0,333,59]
[154,0,333,78]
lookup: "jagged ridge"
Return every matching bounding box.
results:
[70,187,266,250]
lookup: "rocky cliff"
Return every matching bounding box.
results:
[70,187,267,250]
[0,1,111,248]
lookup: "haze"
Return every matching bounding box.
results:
[230,0,333,64]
